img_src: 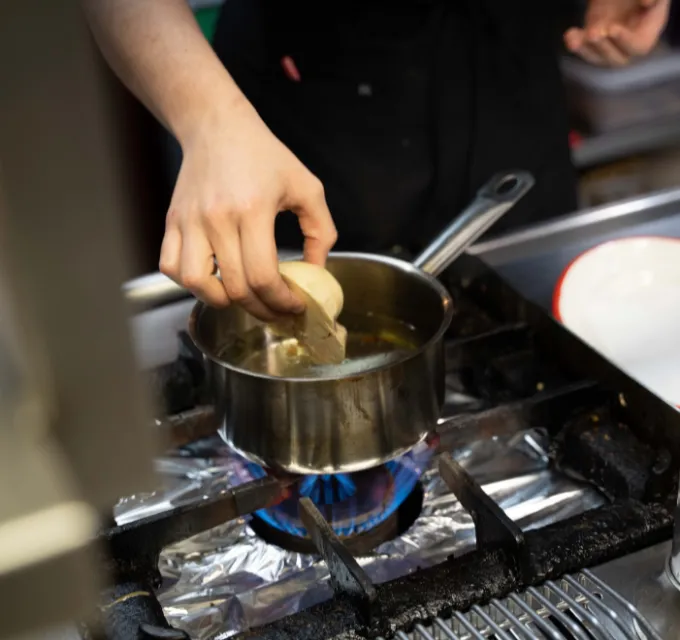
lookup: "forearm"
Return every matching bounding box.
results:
[82,0,248,147]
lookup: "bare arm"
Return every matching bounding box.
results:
[82,0,337,317]
[82,0,248,147]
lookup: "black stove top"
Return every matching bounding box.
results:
[91,254,680,640]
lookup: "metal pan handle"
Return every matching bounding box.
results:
[412,171,535,277]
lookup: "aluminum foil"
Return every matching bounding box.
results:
[114,428,605,639]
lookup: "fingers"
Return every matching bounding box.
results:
[162,151,336,317]
[570,0,669,66]
[291,178,337,266]
[564,27,585,53]
[163,206,302,318]
[582,0,618,41]
[220,174,335,317]
[179,226,230,307]
[565,27,604,65]
[565,26,631,67]
[609,23,651,57]
[240,214,306,315]
[210,223,280,322]
[590,37,630,66]
[159,223,182,278]
[161,208,228,306]
[579,43,608,66]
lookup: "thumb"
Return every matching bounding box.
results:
[291,179,338,266]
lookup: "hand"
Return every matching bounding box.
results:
[564,0,670,67]
[159,99,337,321]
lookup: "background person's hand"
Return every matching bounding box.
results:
[159,99,337,320]
[564,0,670,67]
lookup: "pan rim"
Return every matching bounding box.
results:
[188,252,455,383]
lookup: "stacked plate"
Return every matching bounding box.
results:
[553,236,680,407]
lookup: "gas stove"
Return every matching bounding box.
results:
[93,255,680,640]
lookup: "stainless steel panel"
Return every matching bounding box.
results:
[471,188,680,311]
[593,541,680,640]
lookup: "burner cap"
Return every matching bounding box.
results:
[249,482,425,554]
[228,440,435,539]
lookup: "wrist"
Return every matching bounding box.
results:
[171,71,254,151]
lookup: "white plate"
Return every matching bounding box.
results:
[553,236,680,407]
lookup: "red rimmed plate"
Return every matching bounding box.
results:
[553,236,680,408]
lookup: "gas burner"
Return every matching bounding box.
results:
[228,439,436,540]
[250,482,425,555]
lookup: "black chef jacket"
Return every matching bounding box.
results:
[212,0,579,255]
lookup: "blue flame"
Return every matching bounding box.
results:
[299,473,357,503]
[239,440,434,539]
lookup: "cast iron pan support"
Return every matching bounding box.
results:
[438,453,530,581]
[299,497,378,621]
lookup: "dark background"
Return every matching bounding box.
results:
[103,1,680,276]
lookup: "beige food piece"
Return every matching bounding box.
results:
[273,261,347,365]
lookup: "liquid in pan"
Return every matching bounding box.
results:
[218,310,425,378]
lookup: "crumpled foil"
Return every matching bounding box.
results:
[114,428,605,639]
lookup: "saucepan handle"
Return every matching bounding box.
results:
[412,171,535,277]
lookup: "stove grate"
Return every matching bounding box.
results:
[96,254,680,640]
[385,569,660,640]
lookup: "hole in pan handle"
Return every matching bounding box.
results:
[412,170,535,277]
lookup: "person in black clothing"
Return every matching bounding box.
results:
[84,0,669,319]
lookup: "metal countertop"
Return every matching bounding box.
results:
[593,541,680,638]
[470,187,680,312]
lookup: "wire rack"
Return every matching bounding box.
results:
[382,569,660,640]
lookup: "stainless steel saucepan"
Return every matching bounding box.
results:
[189,171,534,474]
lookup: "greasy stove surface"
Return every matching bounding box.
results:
[116,427,603,638]
[96,255,680,640]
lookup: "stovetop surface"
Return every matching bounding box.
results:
[96,255,680,640]
[116,426,603,638]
